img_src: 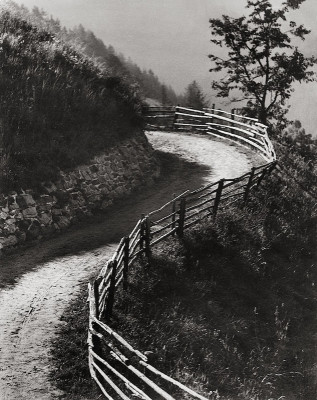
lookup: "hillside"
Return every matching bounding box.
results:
[0,8,145,191]
[110,133,317,399]
[3,1,182,106]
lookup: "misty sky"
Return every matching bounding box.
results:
[9,0,317,134]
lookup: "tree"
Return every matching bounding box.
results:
[184,80,208,110]
[283,120,317,161]
[161,84,168,105]
[209,0,316,127]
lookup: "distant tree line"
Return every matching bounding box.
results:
[4,2,184,106]
[5,1,211,109]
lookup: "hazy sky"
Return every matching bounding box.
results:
[7,0,317,134]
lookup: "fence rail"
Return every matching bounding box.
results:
[143,105,276,162]
[88,106,277,399]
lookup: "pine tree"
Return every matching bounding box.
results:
[184,81,208,110]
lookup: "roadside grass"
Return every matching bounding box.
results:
[51,287,100,400]
[0,9,143,191]
[50,135,316,399]
[111,206,316,399]
[110,147,317,399]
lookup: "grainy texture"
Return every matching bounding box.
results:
[0,135,160,253]
[0,131,257,399]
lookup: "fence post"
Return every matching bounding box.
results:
[257,161,277,188]
[171,194,176,236]
[210,103,215,125]
[213,179,224,219]
[144,216,151,261]
[123,236,130,290]
[177,197,186,238]
[243,167,256,205]
[173,105,179,131]
[104,260,117,321]
[90,280,103,363]
[230,108,235,135]
[139,214,145,253]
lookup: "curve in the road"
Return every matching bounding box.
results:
[0,131,261,400]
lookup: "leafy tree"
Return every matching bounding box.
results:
[209,0,316,127]
[184,80,208,110]
[282,120,317,162]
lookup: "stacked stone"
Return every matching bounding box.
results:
[0,136,160,253]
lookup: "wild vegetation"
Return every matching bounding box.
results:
[0,8,145,191]
[109,129,317,399]
[0,2,210,191]
[51,126,316,400]
[2,1,314,398]
[3,1,183,106]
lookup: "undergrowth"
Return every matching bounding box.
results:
[0,9,143,191]
[51,288,99,400]
[51,133,316,399]
[110,136,317,399]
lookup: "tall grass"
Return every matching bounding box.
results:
[0,10,143,191]
[50,125,316,398]
[110,135,317,399]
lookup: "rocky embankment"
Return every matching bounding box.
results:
[0,135,160,253]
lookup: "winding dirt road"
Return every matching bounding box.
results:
[0,131,260,400]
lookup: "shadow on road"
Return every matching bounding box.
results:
[0,151,210,288]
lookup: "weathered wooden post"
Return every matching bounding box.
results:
[173,105,179,131]
[171,194,176,236]
[243,167,256,205]
[177,197,186,238]
[123,236,130,290]
[213,179,224,219]
[257,161,277,188]
[88,281,103,380]
[104,260,117,320]
[144,216,151,261]
[230,108,235,135]
[210,103,215,125]
[139,213,145,254]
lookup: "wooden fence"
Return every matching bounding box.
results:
[88,106,277,399]
[143,105,276,162]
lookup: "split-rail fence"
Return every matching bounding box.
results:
[88,106,277,400]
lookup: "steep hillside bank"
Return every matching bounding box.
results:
[0,9,143,191]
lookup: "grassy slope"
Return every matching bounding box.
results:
[51,135,316,400]
[0,10,143,191]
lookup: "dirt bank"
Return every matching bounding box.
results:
[0,131,262,399]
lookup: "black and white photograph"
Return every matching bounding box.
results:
[0,0,316,399]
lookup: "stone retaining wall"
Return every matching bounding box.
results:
[0,135,160,253]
